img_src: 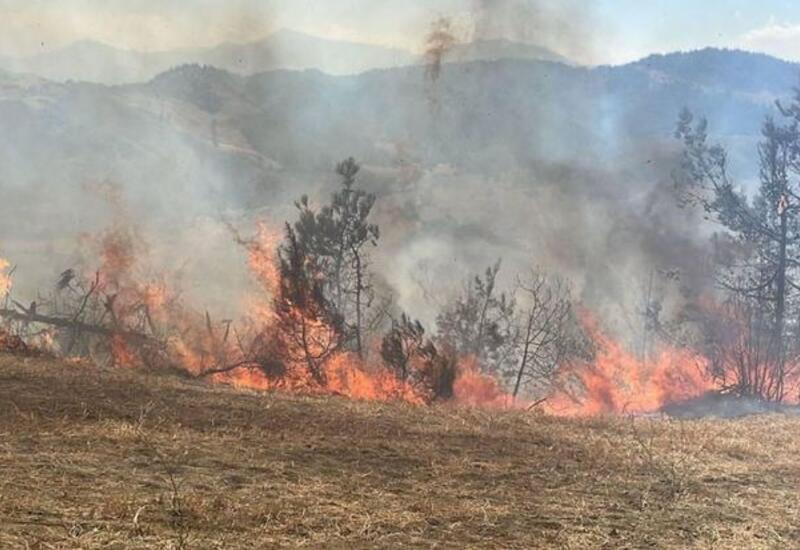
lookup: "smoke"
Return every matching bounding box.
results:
[0,1,754,367]
[424,17,458,83]
[471,0,597,63]
[392,2,710,333]
[373,146,713,340]
[0,2,275,57]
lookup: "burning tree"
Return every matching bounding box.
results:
[381,313,432,384]
[273,223,343,386]
[508,270,591,400]
[675,102,800,401]
[292,158,380,359]
[380,313,458,401]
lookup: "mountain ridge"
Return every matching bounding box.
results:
[0,28,574,84]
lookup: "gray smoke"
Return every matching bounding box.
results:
[471,0,597,63]
[369,146,713,338]
[0,1,738,347]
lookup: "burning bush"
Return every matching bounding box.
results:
[380,313,458,402]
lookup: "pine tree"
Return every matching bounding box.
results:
[293,158,379,358]
[675,104,800,400]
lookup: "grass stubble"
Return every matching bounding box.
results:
[0,354,799,548]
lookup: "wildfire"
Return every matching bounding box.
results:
[94,227,138,290]
[324,353,425,403]
[214,365,273,391]
[2,223,725,415]
[545,312,715,416]
[246,223,281,295]
[110,334,137,368]
[452,356,515,409]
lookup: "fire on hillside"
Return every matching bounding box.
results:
[0,225,739,417]
[2,152,799,416]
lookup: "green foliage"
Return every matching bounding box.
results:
[288,158,380,358]
[274,223,343,384]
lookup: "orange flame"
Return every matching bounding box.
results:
[96,228,138,291]
[213,365,273,391]
[0,257,11,296]
[110,334,138,368]
[325,352,425,403]
[452,356,515,409]
[247,223,281,297]
[545,312,714,416]
[12,222,733,415]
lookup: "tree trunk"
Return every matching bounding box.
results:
[774,208,788,400]
[353,251,363,359]
[512,314,535,399]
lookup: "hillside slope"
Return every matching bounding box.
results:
[1,48,792,201]
[0,31,418,84]
[1,354,799,548]
[0,48,790,232]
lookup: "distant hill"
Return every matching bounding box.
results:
[0,30,576,84]
[630,48,800,95]
[133,49,795,171]
[0,47,795,188]
[446,38,573,65]
[0,30,417,84]
[1,47,796,209]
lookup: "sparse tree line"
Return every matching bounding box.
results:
[8,80,800,405]
[0,157,593,404]
[235,158,593,402]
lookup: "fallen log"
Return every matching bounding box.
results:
[526,397,549,411]
[0,308,159,346]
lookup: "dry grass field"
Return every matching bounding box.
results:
[1,353,800,548]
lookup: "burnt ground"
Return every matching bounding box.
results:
[1,354,800,548]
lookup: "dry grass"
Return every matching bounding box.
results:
[1,354,800,548]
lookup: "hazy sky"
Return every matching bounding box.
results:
[3,0,800,64]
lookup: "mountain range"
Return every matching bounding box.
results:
[0,29,573,84]
[0,47,795,214]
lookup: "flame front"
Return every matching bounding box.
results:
[452,356,514,409]
[0,227,730,414]
[545,312,714,416]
